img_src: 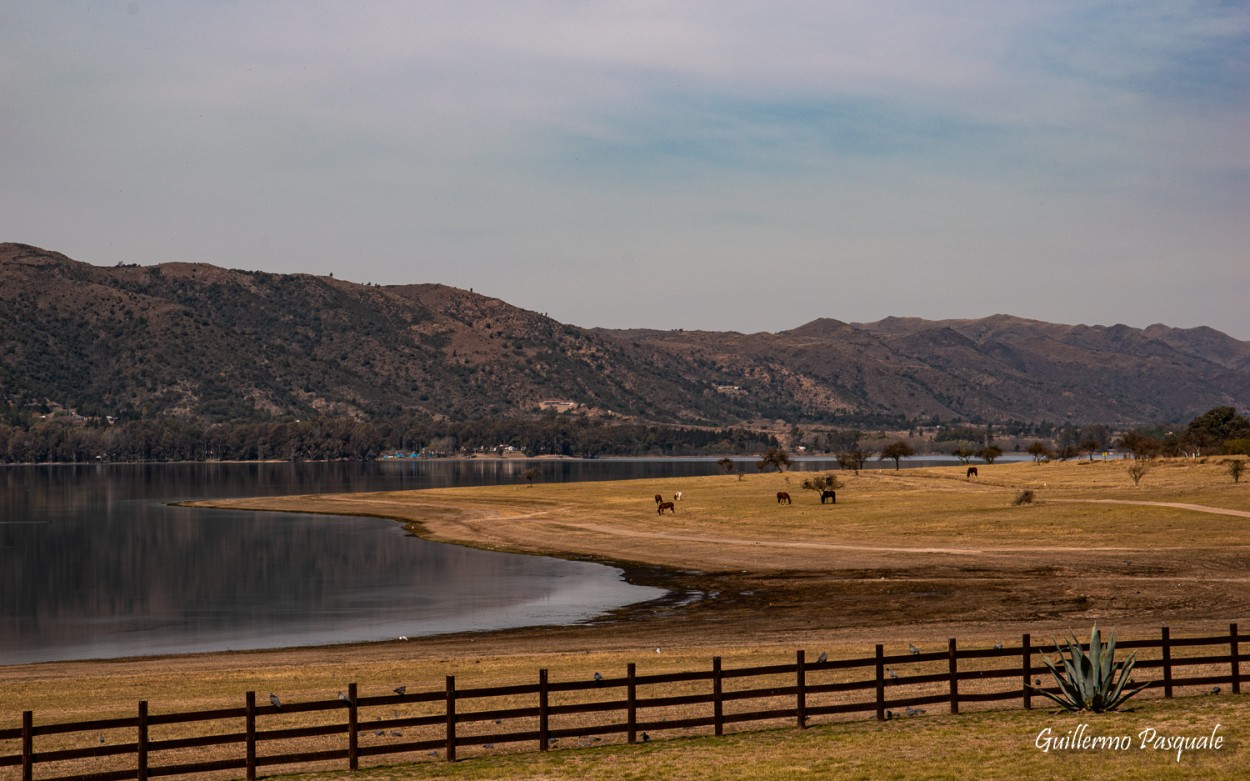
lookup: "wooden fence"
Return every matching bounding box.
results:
[2,624,1243,781]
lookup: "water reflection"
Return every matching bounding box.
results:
[1,456,973,665]
[2,461,705,664]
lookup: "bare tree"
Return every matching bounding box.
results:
[879,440,915,471]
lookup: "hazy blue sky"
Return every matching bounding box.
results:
[3,2,1248,338]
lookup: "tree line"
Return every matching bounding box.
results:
[0,413,777,464]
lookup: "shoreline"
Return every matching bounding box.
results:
[9,459,1250,675]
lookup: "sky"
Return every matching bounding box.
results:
[3,2,1248,338]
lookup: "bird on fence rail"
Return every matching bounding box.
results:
[338,692,351,705]
[594,671,603,683]
[994,642,1004,650]
[269,693,282,710]
[816,651,828,664]
[908,644,920,655]
[887,668,899,681]
[393,685,406,696]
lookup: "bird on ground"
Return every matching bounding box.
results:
[656,647,662,654]
[99,735,105,744]
[994,642,1004,650]
[484,743,494,749]
[905,707,925,717]
[390,730,402,737]
[887,668,899,680]
[816,651,828,664]
[1034,678,1042,686]
[393,685,406,696]
[398,635,408,641]
[593,672,603,682]
[373,730,384,737]
[1211,686,1222,695]
[269,693,282,710]
[885,709,895,720]
[908,644,920,655]
[642,732,651,743]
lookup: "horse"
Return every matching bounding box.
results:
[966,466,979,479]
[776,491,791,505]
[657,501,675,515]
[654,493,664,504]
[674,492,683,502]
[820,489,837,504]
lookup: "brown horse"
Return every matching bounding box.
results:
[657,501,675,515]
[654,493,664,504]
[966,466,978,479]
[776,491,791,505]
[820,490,836,504]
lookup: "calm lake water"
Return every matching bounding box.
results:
[1,458,765,665]
[0,456,977,665]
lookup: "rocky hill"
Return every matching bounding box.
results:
[3,243,1248,426]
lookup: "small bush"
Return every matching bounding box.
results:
[1012,489,1035,506]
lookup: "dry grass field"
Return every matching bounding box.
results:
[4,457,1248,779]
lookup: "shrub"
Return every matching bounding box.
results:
[1127,462,1149,485]
[1227,459,1246,484]
[1012,489,1035,506]
[1031,624,1148,712]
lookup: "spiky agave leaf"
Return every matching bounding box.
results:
[1028,624,1147,712]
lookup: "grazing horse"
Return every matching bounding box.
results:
[966,466,979,479]
[776,491,791,505]
[820,490,837,504]
[674,491,683,502]
[657,501,675,515]
[654,493,664,504]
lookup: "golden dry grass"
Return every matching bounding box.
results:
[4,457,1249,780]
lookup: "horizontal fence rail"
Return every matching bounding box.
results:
[2,624,1243,780]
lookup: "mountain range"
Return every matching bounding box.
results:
[3,242,1248,427]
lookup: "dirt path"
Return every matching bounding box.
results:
[1049,498,1250,519]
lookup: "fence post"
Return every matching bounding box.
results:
[627,663,637,744]
[1231,623,1241,695]
[445,675,457,762]
[137,700,149,781]
[245,691,256,781]
[948,638,959,715]
[347,682,358,771]
[874,645,885,721]
[796,650,807,728]
[1022,634,1032,710]
[538,669,549,752]
[1161,627,1173,699]
[21,710,32,781]
[713,657,724,737]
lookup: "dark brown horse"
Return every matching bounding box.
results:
[820,490,837,504]
[966,466,979,479]
[776,491,791,505]
[654,493,664,504]
[657,501,675,515]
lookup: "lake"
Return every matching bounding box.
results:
[0,456,979,665]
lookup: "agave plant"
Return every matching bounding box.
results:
[1030,624,1149,712]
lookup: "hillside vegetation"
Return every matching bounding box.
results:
[4,242,1249,427]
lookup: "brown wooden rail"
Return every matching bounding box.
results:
[1,624,1242,780]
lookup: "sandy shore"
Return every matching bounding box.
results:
[11,461,1250,691]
